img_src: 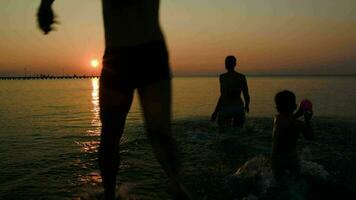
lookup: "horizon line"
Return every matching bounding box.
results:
[1,73,356,79]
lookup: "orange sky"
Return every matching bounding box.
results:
[0,0,355,76]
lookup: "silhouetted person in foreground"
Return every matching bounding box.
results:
[37,1,190,199]
[272,90,314,181]
[211,56,250,132]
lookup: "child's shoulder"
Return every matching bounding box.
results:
[274,114,294,128]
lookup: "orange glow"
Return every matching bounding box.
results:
[91,59,99,68]
[1,0,356,76]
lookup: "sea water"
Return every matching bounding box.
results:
[0,76,355,199]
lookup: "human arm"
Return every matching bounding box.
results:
[211,97,221,122]
[211,76,223,122]
[296,112,314,140]
[242,76,250,113]
[301,122,314,140]
[37,0,56,34]
[294,107,304,118]
[303,110,314,139]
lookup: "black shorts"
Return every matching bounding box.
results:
[100,40,171,91]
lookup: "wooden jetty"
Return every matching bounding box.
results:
[0,75,100,80]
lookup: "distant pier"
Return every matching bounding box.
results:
[0,75,100,80]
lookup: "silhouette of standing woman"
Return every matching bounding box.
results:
[37,0,190,199]
[211,56,250,132]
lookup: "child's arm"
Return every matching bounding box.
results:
[304,110,314,140]
[296,112,314,140]
[302,121,314,140]
[294,106,304,118]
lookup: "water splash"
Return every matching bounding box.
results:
[226,155,330,200]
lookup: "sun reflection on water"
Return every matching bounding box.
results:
[75,78,103,187]
[89,78,101,136]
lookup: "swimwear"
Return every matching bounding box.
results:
[219,106,245,116]
[100,40,171,91]
[218,105,246,128]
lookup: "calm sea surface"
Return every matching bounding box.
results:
[0,76,355,199]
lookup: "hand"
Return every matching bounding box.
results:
[211,111,218,122]
[245,106,249,113]
[37,3,57,34]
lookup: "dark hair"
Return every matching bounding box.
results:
[225,55,237,71]
[275,90,297,113]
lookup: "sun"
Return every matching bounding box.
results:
[91,59,99,68]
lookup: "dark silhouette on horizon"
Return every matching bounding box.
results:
[211,55,250,132]
[37,0,190,199]
[272,90,314,181]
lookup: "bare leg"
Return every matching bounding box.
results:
[99,83,134,200]
[138,79,190,199]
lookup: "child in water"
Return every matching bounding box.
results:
[272,90,314,181]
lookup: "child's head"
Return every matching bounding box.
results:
[275,90,297,114]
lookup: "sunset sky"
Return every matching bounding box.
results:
[0,0,355,76]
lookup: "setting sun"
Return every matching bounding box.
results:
[91,59,99,68]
